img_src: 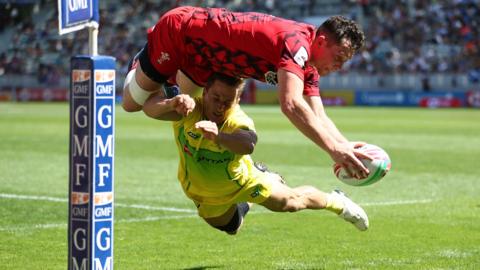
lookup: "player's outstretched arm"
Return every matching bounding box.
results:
[195,121,257,155]
[304,95,372,178]
[277,69,369,179]
[303,95,348,143]
[143,94,195,121]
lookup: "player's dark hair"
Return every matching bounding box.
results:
[317,15,365,52]
[206,73,245,95]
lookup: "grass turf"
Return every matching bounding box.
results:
[0,103,479,269]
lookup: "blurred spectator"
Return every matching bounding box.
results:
[0,0,479,86]
[0,53,6,76]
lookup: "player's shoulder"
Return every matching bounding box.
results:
[273,17,316,34]
[275,20,315,53]
[225,105,255,131]
[284,19,315,30]
[231,104,251,119]
[193,96,203,105]
[162,5,196,17]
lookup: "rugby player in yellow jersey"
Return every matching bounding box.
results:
[143,73,369,234]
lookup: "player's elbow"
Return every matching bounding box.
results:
[122,102,140,112]
[244,133,257,154]
[243,143,255,155]
[234,131,257,154]
[142,105,158,119]
[233,143,255,155]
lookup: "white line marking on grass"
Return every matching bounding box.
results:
[0,193,67,202]
[0,193,434,232]
[0,223,63,232]
[361,199,433,206]
[0,193,195,213]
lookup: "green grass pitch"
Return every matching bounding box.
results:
[1,103,479,269]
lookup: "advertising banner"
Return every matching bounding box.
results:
[58,0,99,35]
[321,90,355,106]
[466,91,480,108]
[355,90,467,107]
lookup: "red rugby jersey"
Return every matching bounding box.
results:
[150,6,320,96]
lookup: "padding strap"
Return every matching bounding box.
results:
[124,69,152,106]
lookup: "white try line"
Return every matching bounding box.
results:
[0,193,67,203]
[0,192,434,232]
[0,193,195,213]
[361,199,433,206]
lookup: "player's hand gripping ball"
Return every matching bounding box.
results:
[334,144,391,186]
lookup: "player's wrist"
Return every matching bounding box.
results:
[214,132,224,144]
[324,138,340,156]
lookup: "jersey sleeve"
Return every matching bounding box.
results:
[278,58,305,81]
[224,105,256,133]
[303,65,320,96]
[277,31,311,80]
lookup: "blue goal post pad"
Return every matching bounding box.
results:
[68,55,116,270]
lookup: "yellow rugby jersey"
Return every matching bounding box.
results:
[172,97,257,205]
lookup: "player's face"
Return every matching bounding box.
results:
[202,81,239,124]
[310,36,354,76]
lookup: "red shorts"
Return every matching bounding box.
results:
[138,7,190,84]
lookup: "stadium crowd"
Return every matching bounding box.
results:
[0,0,479,85]
[347,0,480,80]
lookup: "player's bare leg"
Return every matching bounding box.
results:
[122,63,163,112]
[260,180,328,211]
[203,203,252,235]
[260,176,369,231]
[203,205,237,228]
[176,70,203,97]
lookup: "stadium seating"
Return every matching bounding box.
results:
[0,0,479,91]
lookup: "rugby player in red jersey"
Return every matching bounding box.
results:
[122,6,370,178]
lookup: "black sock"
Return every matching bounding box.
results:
[237,202,250,218]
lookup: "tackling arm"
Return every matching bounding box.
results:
[277,69,337,154]
[143,94,195,121]
[303,95,349,144]
[277,69,369,178]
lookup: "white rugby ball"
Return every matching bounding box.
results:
[333,144,391,186]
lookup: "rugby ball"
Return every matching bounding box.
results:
[333,144,391,186]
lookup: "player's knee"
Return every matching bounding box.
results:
[284,200,302,212]
[275,195,303,212]
[123,69,157,109]
[212,209,243,235]
[121,90,142,112]
[121,96,141,112]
